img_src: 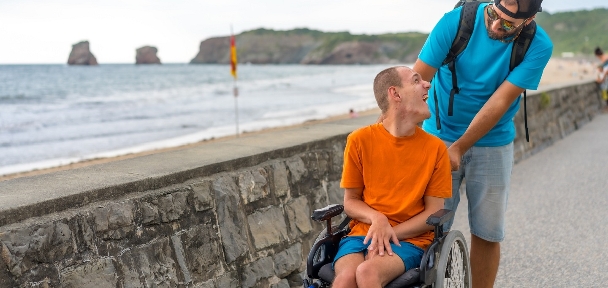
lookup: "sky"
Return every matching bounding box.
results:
[1,0,607,64]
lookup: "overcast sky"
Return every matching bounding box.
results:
[1,0,606,64]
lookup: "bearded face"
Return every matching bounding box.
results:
[485,13,526,41]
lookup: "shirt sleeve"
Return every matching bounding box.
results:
[418,8,462,69]
[423,143,452,198]
[506,28,553,90]
[340,133,364,189]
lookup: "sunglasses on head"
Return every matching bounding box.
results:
[486,4,528,31]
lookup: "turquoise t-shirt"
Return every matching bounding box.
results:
[419,3,553,146]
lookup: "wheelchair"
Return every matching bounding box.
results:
[302,204,471,288]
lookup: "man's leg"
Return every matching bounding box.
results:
[465,143,513,288]
[333,253,365,288]
[355,252,405,288]
[470,234,500,288]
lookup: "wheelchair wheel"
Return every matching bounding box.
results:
[434,230,471,288]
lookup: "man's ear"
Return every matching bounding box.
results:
[388,86,400,101]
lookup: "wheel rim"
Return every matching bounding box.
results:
[444,240,467,288]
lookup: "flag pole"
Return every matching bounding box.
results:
[230,25,239,137]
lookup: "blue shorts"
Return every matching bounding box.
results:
[333,236,424,271]
[442,141,514,242]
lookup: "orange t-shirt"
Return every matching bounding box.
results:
[340,123,452,249]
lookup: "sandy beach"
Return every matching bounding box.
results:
[0,58,599,182]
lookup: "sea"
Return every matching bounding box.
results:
[0,63,399,176]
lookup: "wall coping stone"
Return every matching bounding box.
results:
[0,116,377,227]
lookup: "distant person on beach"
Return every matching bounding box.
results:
[411,0,553,287]
[332,66,451,287]
[595,47,608,64]
[595,47,608,107]
[349,108,359,118]
[596,64,608,106]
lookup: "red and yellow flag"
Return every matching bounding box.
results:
[230,33,237,79]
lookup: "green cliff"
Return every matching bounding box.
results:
[190,28,427,64]
[190,8,608,65]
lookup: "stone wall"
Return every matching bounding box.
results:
[0,81,603,287]
[0,133,350,288]
[513,81,603,162]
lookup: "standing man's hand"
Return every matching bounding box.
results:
[363,213,400,257]
[447,144,464,171]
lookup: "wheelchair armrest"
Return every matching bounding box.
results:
[425,209,454,227]
[311,204,344,222]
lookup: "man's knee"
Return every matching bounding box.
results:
[355,262,381,286]
[332,269,357,288]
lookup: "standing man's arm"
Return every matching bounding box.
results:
[414,59,524,170]
[412,59,438,82]
[448,81,523,170]
[343,187,400,257]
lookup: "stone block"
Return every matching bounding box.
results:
[215,271,239,288]
[158,192,189,223]
[238,168,270,204]
[13,263,59,287]
[287,270,307,288]
[0,221,74,278]
[116,238,180,288]
[0,228,32,277]
[213,175,250,263]
[29,221,73,263]
[285,157,307,183]
[302,151,330,180]
[247,207,288,250]
[310,185,329,211]
[285,197,313,236]
[270,278,290,288]
[0,247,17,287]
[140,201,160,225]
[61,258,117,288]
[330,142,345,179]
[193,279,215,288]
[241,257,273,288]
[271,162,290,197]
[191,180,214,211]
[272,243,302,278]
[327,180,344,205]
[93,202,135,240]
[68,214,96,256]
[178,224,223,283]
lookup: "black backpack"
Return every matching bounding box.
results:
[434,0,537,141]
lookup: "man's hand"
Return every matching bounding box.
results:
[363,214,400,257]
[447,145,464,171]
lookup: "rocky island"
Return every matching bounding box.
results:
[190,28,428,65]
[67,41,98,65]
[136,46,161,64]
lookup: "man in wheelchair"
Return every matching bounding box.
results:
[330,66,453,287]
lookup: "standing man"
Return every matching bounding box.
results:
[413,0,552,287]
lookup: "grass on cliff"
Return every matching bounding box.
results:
[237,7,608,59]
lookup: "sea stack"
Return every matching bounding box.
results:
[67,41,98,65]
[135,46,161,64]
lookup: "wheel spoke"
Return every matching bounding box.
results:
[445,240,466,288]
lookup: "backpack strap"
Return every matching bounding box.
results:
[510,21,536,71]
[511,21,536,142]
[439,1,480,120]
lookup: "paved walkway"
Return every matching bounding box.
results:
[450,113,608,287]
